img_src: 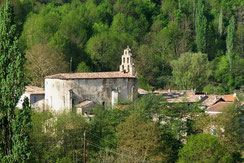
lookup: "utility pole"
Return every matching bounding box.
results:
[83,130,86,163]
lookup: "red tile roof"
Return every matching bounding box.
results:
[138,88,149,94]
[75,100,94,108]
[25,86,44,94]
[222,94,238,102]
[206,102,233,112]
[45,71,136,80]
[201,95,222,107]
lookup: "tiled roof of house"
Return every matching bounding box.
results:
[201,94,238,107]
[201,95,223,107]
[25,86,44,94]
[45,71,136,79]
[138,88,149,94]
[206,102,233,112]
[222,94,238,102]
[75,100,94,108]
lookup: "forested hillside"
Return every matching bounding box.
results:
[3,0,244,93]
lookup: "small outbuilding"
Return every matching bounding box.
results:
[17,85,45,109]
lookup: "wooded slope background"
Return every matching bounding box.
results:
[2,0,243,93]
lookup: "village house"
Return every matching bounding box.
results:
[139,89,239,114]
[44,47,138,114]
[17,85,45,109]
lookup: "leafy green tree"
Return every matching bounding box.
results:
[194,104,242,162]
[130,94,163,121]
[212,55,244,92]
[195,0,207,53]
[76,61,91,73]
[134,45,165,87]
[29,111,88,162]
[110,13,143,40]
[170,52,211,90]
[86,32,134,71]
[214,104,242,161]
[226,16,235,71]
[117,114,164,162]
[0,0,25,161]
[89,106,130,150]
[178,134,233,163]
[11,97,32,162]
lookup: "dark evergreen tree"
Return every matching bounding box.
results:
[0,0,25,161]
[226,16,235,71]
[195,0,207,53]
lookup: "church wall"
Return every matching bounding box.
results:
[45,78,137,112]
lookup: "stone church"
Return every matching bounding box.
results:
[44,47,138,113]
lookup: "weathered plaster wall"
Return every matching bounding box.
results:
[17,93,44,109]
[30,94,45,104]
[45,78,137,111]
[17,93,31,108]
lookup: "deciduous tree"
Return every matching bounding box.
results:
[117,114,164,162]
[170,52,210,90]
[25,44,69,87]
[178,134,233,163]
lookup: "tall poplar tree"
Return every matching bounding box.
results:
[226,16,235,71]
[12,98,32,162]
[195,0,207,53]
[0,0,25,161]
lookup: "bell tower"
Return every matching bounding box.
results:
[120,46,135,76]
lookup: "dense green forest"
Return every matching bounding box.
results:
[0,1,243,162]
[1,0,243,93]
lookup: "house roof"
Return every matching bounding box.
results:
[45,71,136,80]
[201,95,222,107]
[206,102,233,112]
[222,94,238,102]
[138,88,149,94]
[75,100,94,108]
[201,94,238,107]
[25,86,44,95]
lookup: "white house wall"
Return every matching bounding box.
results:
[17,93,31,108]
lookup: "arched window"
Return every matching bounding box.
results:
[123,57,125,63]
[127,57,129,63]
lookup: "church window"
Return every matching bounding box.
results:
[123,57,125,63]
[127,57,129,63]
[122,65,124,70]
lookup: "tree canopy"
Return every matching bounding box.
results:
[5,0,241,93]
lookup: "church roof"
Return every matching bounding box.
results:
[45,71,136,80]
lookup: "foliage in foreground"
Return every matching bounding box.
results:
[177,134,233,163]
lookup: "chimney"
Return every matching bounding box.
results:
[234,93,236,97]
[168,88,171,93]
